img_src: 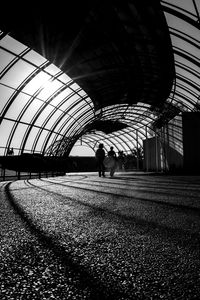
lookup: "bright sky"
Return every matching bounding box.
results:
[69,144,95,157]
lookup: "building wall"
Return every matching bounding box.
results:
[143,132,183,172]
[161,142,183,172]
[182,112,200,173]
[143,137,161,171]
[143,113,200,173]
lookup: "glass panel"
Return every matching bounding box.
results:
[22,71,51,94]
[0,49,15,73]
[0,119,14,147]
[176,75,198,94]
[117,134,130,142]
[0,35,27,54]
[123,140,134,149]
[11,123,28,148]
[78,90,87,97]
[21,99,44,122]
[75,111,93,125]
[83,98,93,109]
[164,0,196,15]
[37,79,63,101]
[196,1,200,13]
[23,50,47,66]
[59,94,80,111]
[53,115,70,134]
[44,132,57,152]
[105,137,118,147]
[0,85,14,112]
[176,86,197,103]
[165,13,200,40]
[0,148,5,156]
[66,100,84,117]
[35,105,55,126]
[176,74,198,92]
[70,82,80,91]
[34,129,49,152]
[84,97,94,107]
[1,60,36,88]
[50,87,73,106]
[5,93,30,119]
[72,105,91,121]
[176,74,198,91]
[66,113,93,136]
[174,94,193,109]
[174,54,199,76]
[170,36,199,58]
[59,117,75,135]
[57,73,72,84]
[45,110,63,129]
[44,64,61,76]
[113,138,127,150]
[24,126,40,150]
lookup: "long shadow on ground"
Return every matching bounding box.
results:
[4,182,126,300]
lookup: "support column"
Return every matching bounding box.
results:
[145,126,149,172]
[136,130,139,170]
[155,129,158,172]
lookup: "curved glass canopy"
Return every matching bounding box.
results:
[0,0,199,158]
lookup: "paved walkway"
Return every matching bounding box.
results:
[0,172,200,299]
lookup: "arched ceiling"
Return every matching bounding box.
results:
[0,0,199,156]
[65,0,175,110]
[0,0,175,109]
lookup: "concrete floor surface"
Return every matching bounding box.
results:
[0,172,200,299]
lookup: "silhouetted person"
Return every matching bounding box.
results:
[118,150,126,171]
[108,146,117,177]
[95,143,105,177]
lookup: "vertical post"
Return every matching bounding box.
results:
[136,130,139,170]
[166,122,170,172]
[3,168,5,181]
[163,125,168,172]
[155,128,159,172]
[161,126,165,172]
[145,126,149,172]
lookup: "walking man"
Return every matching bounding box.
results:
[95,143,106,177]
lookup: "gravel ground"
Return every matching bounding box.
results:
[0,173,200,299]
